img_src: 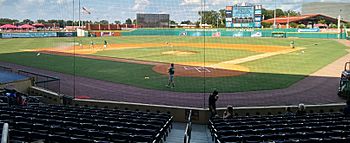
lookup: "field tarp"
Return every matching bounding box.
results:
[1,32,57,38]
[0,32,77,38]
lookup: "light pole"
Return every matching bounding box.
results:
[78,0,81,28]
[217,17,219,28]
[338,9,342,39]
[273,0,276,29]
[287,11,290,29]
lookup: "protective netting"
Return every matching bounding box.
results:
[0,0,349,108]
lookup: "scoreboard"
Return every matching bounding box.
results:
[226,4,262,28]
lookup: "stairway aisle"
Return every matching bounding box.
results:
[166,122,214,143]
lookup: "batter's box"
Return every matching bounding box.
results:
[183,66,211,73]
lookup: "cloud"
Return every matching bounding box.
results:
[0,0,5,6]
[132,0,150,12]
[27,0,45,3]
[56,0,69,4]
[181,0,201,5]
[181,0,230,6]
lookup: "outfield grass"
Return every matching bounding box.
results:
[0,36,348,93]
[94,46,259,63]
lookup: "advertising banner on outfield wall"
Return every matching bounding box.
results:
[2,32,57,38]
[232,31,244,37]
[56,32,77,37]
[297,28,320,32]
[251,31,262,37]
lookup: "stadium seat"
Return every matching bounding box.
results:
[0,104,173,142]
[210,112,350,142]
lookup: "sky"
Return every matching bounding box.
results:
[0,0,348,23]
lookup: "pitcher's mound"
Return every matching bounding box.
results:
[153,64,247,78]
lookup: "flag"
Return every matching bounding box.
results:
[82,7,91,15]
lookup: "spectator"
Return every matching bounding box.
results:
[296,103,307,116]
[343,100,350,115]
[284,106,294,116]
[209,90,219,117]
[223,105,234,119]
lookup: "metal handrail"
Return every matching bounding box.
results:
[184,110,192,143]
[1,123,9,143]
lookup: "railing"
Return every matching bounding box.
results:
[1,123,9,143]
[184,110,192,143]
[0,66,12,72]
[17,70,60,94]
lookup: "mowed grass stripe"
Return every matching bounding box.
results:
[94,46,259,63]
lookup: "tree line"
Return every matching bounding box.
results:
[0,8,301,28]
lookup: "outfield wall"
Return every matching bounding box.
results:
[0,32,77,38]
[0,29,346,39]
[121,28,347,39]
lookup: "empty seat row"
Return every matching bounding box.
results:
[209,112,350,143]
[0,104,173,143]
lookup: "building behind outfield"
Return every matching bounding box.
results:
[136,14,170,28]
[302,2,350,21]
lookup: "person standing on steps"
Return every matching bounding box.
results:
[209,90,219,117]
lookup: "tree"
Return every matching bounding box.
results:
[345,22,350,28]
[262,22,272,28]
[114,21,121,24]
[0,18,19,25]
[132,19,137,24]
[99,20,109,25]
[125,18,132,24]
[329,23,337,28]
[21,19,34,24]
[66,20,74,26]
[170,20,177,25]
[262,8,274,20]
[180,20,192,24]
[195,21,200,28]
[198,10,220,27]
[284,10,300,17]
[262,9,300,20]
[318,19,326,24]
[275,9,285,17]
[298,24,306,28]
[289,22,298,28]
[36,19,46,24]
[219,9,226,28]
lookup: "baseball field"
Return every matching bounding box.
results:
[0,36,348,93]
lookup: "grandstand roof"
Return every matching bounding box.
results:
[33,23,45,27]
[18,24,34,29]
[262,14,348,24]
[0,24,17,29]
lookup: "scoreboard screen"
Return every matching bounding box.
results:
[233,6,254,18]
[225,4,262,28]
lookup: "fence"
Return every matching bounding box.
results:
[17,70,60,94]
[121,28,347,39]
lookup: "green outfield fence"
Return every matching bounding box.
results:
[0,28,347,39]
[120,28,347,39]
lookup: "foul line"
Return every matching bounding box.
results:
[209,48,304,69]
